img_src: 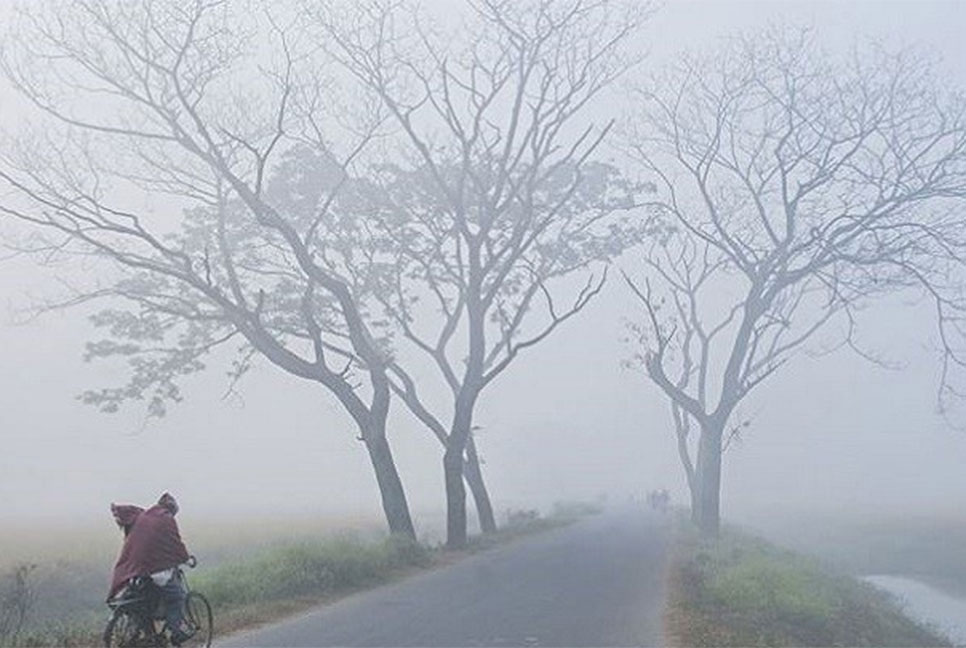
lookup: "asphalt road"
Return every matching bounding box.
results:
[220,506,670,647]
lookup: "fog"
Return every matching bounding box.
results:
[1,0,964,537]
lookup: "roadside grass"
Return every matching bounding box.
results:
[173,532,435,640]
[2,504,597,647]
[745,512,966,599]
[665,515,952,647]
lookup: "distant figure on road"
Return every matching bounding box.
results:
[108,492,195,645]
[646,489,670,513]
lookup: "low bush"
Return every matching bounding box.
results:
[504,509,541,527]
[551,500,603,519]
[0,564,37,646]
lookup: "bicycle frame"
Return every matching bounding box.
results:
[107,567,191,641]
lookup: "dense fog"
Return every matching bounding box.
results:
[1,0,964,534]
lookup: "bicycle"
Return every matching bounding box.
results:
[103,557,213,647]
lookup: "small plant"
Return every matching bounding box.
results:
[0,562,37,645]
[504,509,540,528]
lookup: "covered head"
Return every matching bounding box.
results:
[158,492,179,515]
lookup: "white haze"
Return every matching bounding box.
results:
[1,0,964,531]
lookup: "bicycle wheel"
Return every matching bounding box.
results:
[103,610,141,647]
[184,592,213,647]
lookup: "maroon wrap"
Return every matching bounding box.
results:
[107,503,190,600]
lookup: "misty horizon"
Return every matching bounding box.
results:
[1,0,964,529]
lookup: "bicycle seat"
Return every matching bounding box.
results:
[109,576,159,610]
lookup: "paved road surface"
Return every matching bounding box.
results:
[221,507,669,647]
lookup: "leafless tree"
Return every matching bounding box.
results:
[318,0,652,547]
[0,0,425,537]
[259,144,508,535]
[623,29,966,535]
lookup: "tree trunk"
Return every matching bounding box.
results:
[694,422,723,536]
[689,463,704,527]
[672,407,701,525]
[386,376,496,535]
[464,435,497,533]
[444,443,467,548]
[363,426,416,540]
[688,477,702,527]
[446,391,482,548]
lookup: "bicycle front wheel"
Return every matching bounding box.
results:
[184,592,213,647]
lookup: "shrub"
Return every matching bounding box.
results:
[504,509,540,527]
[551,500,603,519]
[0,563,37,645]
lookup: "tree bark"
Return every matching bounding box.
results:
[689,462,704,527]
[444,443,467,548]
[363,423,416,539]
[444,392,479,548]
[694,422,723,536]
[464,435,497,533]
[687,474,702,528]
[672,406,701,525]
[388,373,496,535]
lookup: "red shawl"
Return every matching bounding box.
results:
[108,503,190,600]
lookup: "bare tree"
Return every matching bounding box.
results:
[0,0,423,537]
[318,0,651,547]
[255,144,505,534]
[371,158,642,541]
[623,29,966,535]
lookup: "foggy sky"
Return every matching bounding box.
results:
[1,0,964,530]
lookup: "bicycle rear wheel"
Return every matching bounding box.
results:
[103,610,141,647]
[184,592,213,647]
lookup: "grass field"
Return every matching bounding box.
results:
[740,510,966,599]
[664,516,952,647]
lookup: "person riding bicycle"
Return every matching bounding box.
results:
[108,492,196,645]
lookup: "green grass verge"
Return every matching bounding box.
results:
[193,533,431,607]
[665,516,952,647]
[749,512,966,598]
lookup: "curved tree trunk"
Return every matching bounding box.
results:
[672,405,701,524]
[363,423,416,539]
[687,473,702,527]
[464,435,497,533]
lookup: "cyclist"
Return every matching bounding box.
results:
[108,492,196,645]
